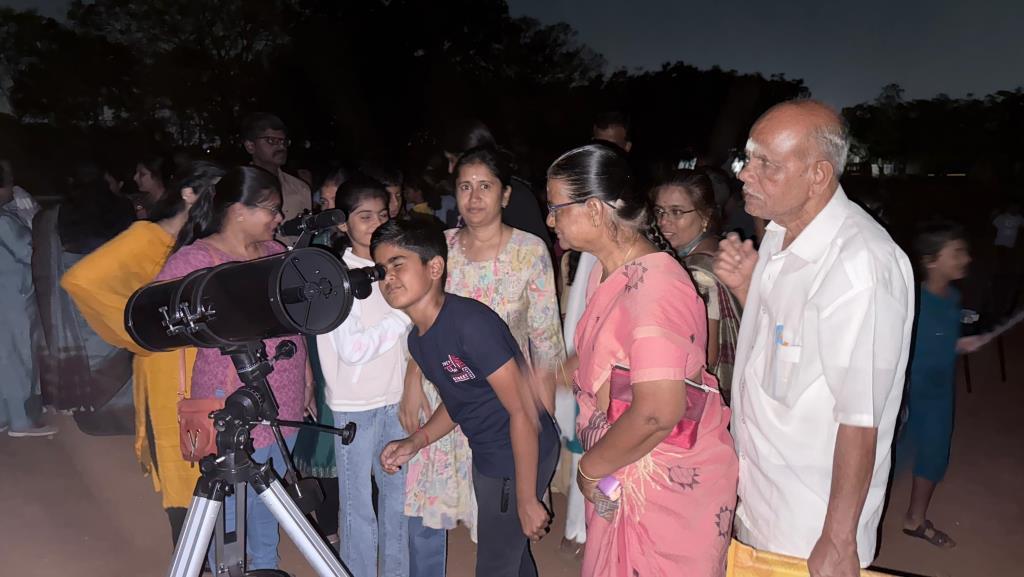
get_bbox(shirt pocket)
[765,324,806,405]
[775,344,802,389]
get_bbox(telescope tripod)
[167,341,356,577]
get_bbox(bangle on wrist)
[578,463,601,483]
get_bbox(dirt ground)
[2,326,1021,577]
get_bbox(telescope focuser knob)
[273,340,297,363]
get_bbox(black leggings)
[472,444,559,577]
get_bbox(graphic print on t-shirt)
[442,354,477,382]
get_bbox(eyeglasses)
[547,199,587,214]
[547,197,616,215]
[653,207,697,220]
[256,136,291,147]
[250,204,284,217]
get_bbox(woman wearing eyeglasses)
[546,145,737,577]
[651,169,742,404]
[155,165,313,572]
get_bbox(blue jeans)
[208,434,296,571]
[334,404,409,577]
[408,515,447,577]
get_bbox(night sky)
[511,0,1024,108]
[4,0,1023,109]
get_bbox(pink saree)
[574,252,738,577]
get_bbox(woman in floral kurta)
[403,147,564,542]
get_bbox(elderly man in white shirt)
[715,100,914,577]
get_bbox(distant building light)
[947,173,967,177]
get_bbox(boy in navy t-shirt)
[371,219,559,577]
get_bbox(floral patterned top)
[403,227,565,539]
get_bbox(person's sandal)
[903,520,956,549]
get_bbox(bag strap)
[178,349,187,401]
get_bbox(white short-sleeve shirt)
[731,186,914,566]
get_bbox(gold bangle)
[577,463,601,483]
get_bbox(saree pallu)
[684,252,742,405]
[577,386,739,577]
[32,206,133,434]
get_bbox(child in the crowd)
[372,218,559,577]
[903,220,984,549]
[316,175,411,576]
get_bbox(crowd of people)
[1,98,1019,577]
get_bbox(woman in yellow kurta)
[61,161,225,546]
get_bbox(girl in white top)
[315,175,411,577]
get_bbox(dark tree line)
[0,0,808,193]
[845,83,1024,188]
[3,0,1019,197]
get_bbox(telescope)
[124,209,380,577]
[124,243,383,352]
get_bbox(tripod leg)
[255,476,352,577]
[209,483,249,577]
[168,484,225,577]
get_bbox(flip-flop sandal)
[903,520,956,549]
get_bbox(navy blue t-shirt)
[408,293,559,478]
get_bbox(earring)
[701,220,708,233]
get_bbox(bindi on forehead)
[458,165,497,183]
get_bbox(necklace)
[620,240,637,268]
[459,224,504,262]
[603,239,637,281]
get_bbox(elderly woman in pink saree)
[546,143,738,577]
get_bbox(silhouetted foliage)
[1,0,808,189]
[845,84,1024,185]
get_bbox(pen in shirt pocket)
[775,323,788,346]
[774,324,802,366]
